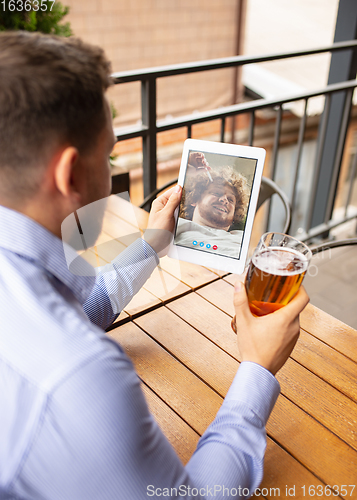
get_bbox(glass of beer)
[231,232,311,332]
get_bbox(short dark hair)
[180,167,250,225]
[0,31,113,197]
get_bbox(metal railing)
[111,40,357,241]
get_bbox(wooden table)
[84,195,357,499]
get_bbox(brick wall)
[65,0,239,128]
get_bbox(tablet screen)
[174,149,258,260]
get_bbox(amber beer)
[245,246,309,316]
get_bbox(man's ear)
[54,146,80,201]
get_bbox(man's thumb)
[167,186,182,208]
[233,281,251,319]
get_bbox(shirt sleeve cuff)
[94,238,159,317]
[139,238,160,264]
[224,361,281,425]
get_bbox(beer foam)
[253,247,309,276]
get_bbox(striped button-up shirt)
[0,205,280,499]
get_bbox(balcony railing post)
[266,105,282,231]
[113,39,357,230]
[310,0,357,228]
[141,77,157,198]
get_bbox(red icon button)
[212,245,218,250]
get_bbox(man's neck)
[0,195,63,240]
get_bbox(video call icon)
[192,241,218,250]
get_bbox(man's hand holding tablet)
[143,185,182,257]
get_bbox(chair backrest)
[257,177,291,234]
[139,175,291,234]
[310,238,357,255]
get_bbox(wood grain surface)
[103,195,357,498]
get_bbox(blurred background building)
[64,0,355,229]
[61,0,357,325]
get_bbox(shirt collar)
[0,205,95,304]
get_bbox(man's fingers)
[235,266,248,283]
[155,186,176,205]
[233,282,309,329]
[164,185,182,208]
[279,286,310,320]
[153,185,181,211]
[157,185,181,208]
[233,281,252,325]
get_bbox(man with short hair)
[0,31,308,499]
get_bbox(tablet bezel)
[167,139,266,274]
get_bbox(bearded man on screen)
[175,167,250,258]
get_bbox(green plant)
[0,2,72,37]
[110,102,118,120]
[109,102,119,167]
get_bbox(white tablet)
[167,139,266,274]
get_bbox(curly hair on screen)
[179,166,250,225]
